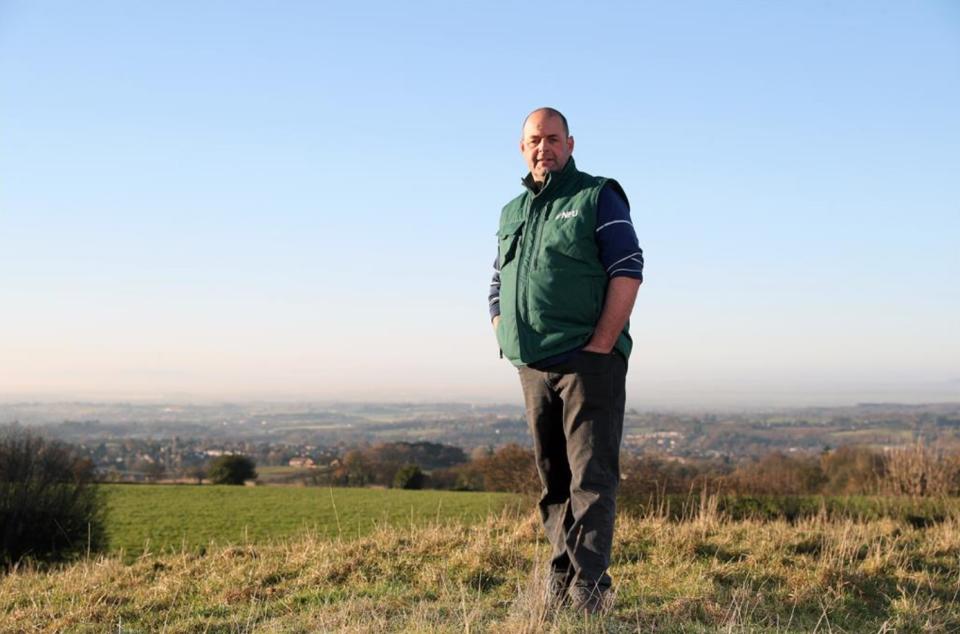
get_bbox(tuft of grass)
[2,500,960,632]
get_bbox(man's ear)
[519,139,526,154]
[567,135,575,154]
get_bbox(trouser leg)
[517,366,574,587]
[556,351,627,592]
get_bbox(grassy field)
[101,484,522,559]
[3,503,959,632]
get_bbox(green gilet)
[496,157,632,366]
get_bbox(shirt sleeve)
[596,184,643,281]
[488,251,501,320]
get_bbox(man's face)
[520,111,574,184]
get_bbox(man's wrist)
[582,337,615,353]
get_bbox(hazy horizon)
[1,381,957,412]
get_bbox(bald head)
[520,107,575,183]
[522,107,569,138]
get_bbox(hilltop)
[3,507,959,632]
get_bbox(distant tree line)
[298,439,960,500]
[617,443,960,507]
[316,442,539,494]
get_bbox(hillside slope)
[2,509,959,632]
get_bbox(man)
[489,107,643,614]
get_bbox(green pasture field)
[101,484,522,560]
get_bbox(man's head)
[520,107,574,184]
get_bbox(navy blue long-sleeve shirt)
[489,183,643,367]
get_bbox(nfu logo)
[556,209,580,220]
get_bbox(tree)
[392,464,425,489]
[820,446,884,495]
[335,450,373,486]
[473,444,539,494]
[724,452,826,495]
[883,441,957,497]
[186,465,207,485]
[140,460,166,483]
[207,454,257,485]
[0,425,106,567]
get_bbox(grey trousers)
[518,350,627,593]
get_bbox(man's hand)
[582,277,642,353]
[580,342,615,353]
[492,315,500,331]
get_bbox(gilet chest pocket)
[543,215,593,264]
[497,220,525,268]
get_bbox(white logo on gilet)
[556,209,580,220]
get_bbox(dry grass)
[2,503,959,633]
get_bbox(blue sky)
[1,1,958,407]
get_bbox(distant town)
[2,400,958,483]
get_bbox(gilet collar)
[521,156,578,196]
